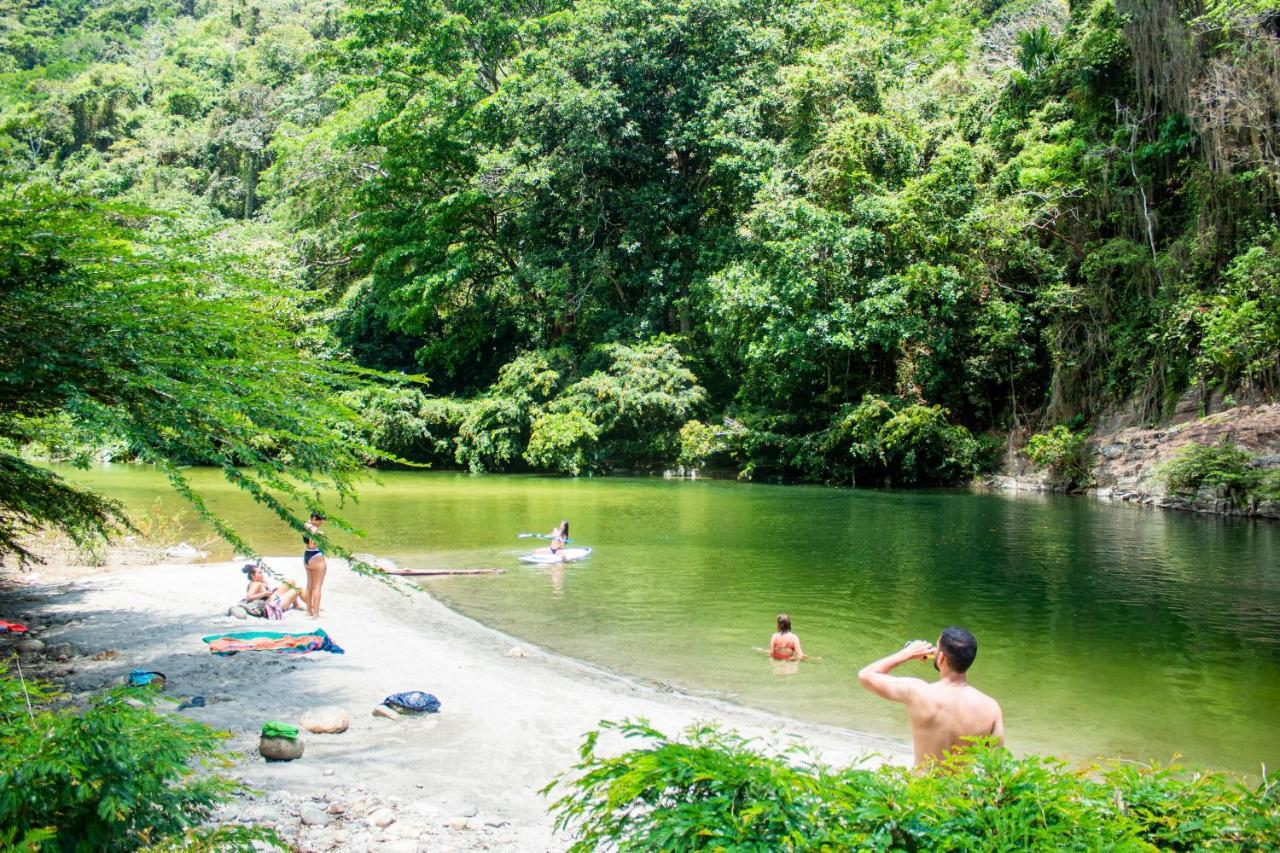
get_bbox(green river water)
[62,465,1280,774]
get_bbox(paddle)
[519,532,574,541]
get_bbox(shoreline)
[1,555,911,851]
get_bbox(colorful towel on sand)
[0,620,28,634]
[202,629,344,656]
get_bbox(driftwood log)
[386,568,507,577]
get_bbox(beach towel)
[0,620,28,634]
[383,691,441,713]
[202,629,344,656]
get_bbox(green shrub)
[1192,234,1280,394]
[877,403,980,486]
[524,411,600,476]
[454,351,565,473]
[553,340,706,471]
[450,341,704,474]
[342,386,463,465]
[676,420,729,470]
[0,666,280,851]
[1162,441,1265,511]
[1024,425,1093,488]
[814,395,981,486]
[545,720,1280,852]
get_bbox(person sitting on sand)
[242,562,305,620]
[770,613,805,660]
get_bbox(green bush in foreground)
[545,720,1280,851]
[0,666,280,852]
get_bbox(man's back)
[857,629,1004,768]
[905,680,1003,765]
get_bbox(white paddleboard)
[519,547,592,564]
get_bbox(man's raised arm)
[857,640,934,703]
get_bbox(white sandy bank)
[4,557,911,851]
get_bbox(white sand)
[5,557,911,850]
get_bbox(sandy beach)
[0,555,911,851]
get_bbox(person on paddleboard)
[547,520,569,558]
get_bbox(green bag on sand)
[261,721,299,739]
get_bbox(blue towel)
[128,669,166,687]
[383,691,441,713]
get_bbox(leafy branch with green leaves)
[545,719,1280,851]
[0,181,421,570]
[0,663,283,851]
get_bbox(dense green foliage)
[1,0,1277,482]
[1024,424,1093,487]
[546,720,1280,851]
[0,182,397,565]
[1163,440,1280,510]
[0,665,281,851]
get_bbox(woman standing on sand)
[303,512,328,618]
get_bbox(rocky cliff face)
[990,399,1280,519]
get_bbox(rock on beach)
[301,706,350,734]
[260,735,305,761]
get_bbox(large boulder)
[259,735,305,761]
[300,706,350,734]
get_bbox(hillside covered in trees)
[3,0,1277,485]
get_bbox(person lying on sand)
[242,563,305,620]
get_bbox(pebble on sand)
[299,803,333,827]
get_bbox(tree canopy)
[0,181,393,563]
[0,0,1276,490]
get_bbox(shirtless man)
[857,626,1003,767]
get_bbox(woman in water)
[303,512,328,618]
[770,613,805,660]
[242,563,305,619]
[548,520,569,557]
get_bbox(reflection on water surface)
[66,466,1280,773]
